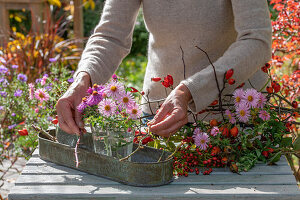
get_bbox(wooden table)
[8,149,300,200]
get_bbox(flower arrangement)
[78,75,142,131]
[77,75,143,157]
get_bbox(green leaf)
[281,137,292,148]
[268,151,282,164]
[293,136,300,151]
[255,149,261,158]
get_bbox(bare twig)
[180,46,186,79]
[195,46,224,119]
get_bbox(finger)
[154,118,188,137]
[148,103,172,125]
[59,120,75,135]
[57,105,73,134]
[74,110,84,129]
[57,100,80,135]
[149,110,186,133]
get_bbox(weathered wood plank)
[15,173,297,186]
[8,149,300,200]
[8,184,300,200]
[21,163,294,176]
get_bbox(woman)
[56,0,272,137]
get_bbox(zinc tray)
[38,128,174,187]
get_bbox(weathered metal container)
[38,128,174,187]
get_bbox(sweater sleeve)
[74,0,141,85]
[181,0,272,113]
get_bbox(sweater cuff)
[73,59,112,86]
[181,66,222,113]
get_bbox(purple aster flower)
[92,84,104,93]
[11,113,16,117]
[192,128,210,150]
[67,78,74,83]
[8,124,17,130]
[70,70,74,74]
[0,106,4,110]
[0,91,7,97]
[0,65,8,74]
[35,78,41,83]
[236,103,250,123]
[86,91,103,106]
[87,87,93,94]
[112,74,118,80]
[17,73,27,82]
[233,88,244,107]
[12,65,18,69]
[242,89,259,108]
[45,86,52,91]
[257,93,267,109]
[0,78,9,87]
[98,99,116,117]
[77,98,88,113]
[103,80,125,99]
[259,110,270,121]
[49,57,57,62]
[14,89,23,97]
[210,126,220,137]
[225,109,236,124]
[28,83,35,99]
[47,116,53,121]
[126,103,142,119]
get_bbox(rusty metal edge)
[38,133,174,187]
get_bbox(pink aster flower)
[233,88,244,107]
[34,89,49,103]
[259,110,270,121]
[77,97,88,113]
[192,128,210,150]
[98,99,116,117]
[225,109,236,124]
[41,75,47,86]
[236,103,250,123]
[103,80,125,99]
[86,91,103,106]
[119,92,135,109]
[210,126,220,137]
[257,93,267,109]
[242,88,259,108]
[127,103,142,120]
[28,83,35,99]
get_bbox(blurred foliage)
[83,0,104,37]
[116,56,147,90]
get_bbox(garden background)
[0,0,299,198]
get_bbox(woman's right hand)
[56,72,91,135]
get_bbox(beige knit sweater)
[74,0,272,114]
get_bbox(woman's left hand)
[148,83,192,137]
